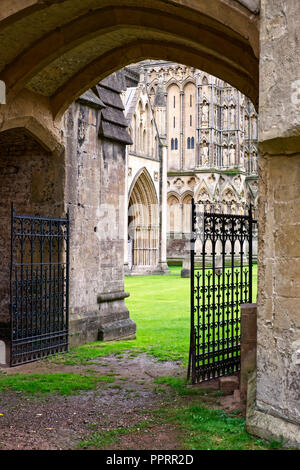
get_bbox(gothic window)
[245,151,249,173]
[133,114,137,152]
[245,115,249,138]
[173,116,176,128]
[171,138,174,150]
[190,115,192,126]
[155,136,158,158]
[217,106,221,128]
[191,137,195,149]
[190,94,193,107]
[187,137,191,149]
[139,123,143,152]
[150,87,155,104]
[251,116,257,139]
[173,96,176,108]
[175,138,178,150]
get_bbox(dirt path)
[0,353,241,450]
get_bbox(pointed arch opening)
[128,169,159,270]
[182,193,193,235]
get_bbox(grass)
[0,372,115,396]
[0,264,276,451]
[77,401,277,451]
[0,265,280,451]
[77,420,153,449]
[149,378,283,450]
[154,377,207,396]
[53,264,257,366]
[171,404,275,450]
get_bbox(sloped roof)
[124,86,141,125]
[96,73,132,146]
[77,73,132,145]
[77,89,105,109]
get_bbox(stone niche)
[0,127,64,329]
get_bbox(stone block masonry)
[0,128,65,327]
[219,376,239,396]
[244,1,300,445]
[240,304,257,403]
[65,74,136,347]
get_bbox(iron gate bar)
[10,205,70,366]
[188,200,255,383]
[187,198,196,381]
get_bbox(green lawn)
[124,266,191,363]
[0,372,115,396]
[78,403,274,451]
[125,264,257,365]
[56,264,257,366]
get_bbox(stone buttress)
[64,73,136,346]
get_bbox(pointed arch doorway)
[128,169,159,274]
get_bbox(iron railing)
[10,206,69,366]
[188,200,255,383]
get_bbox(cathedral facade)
[123,61,258,270]
[122,69,169,275]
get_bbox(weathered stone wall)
[0,129,64,327]
[167,238,189,264]
[0,74,136,349]
[64,98,136,346]
[64,101,102,343]
[259,1,300,146]
[99,138,128,294]
[255,153,300,428]
[246,0,300,446]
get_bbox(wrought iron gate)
[10,206,70,366]
[188,200,255,383]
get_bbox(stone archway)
[0,0,259,128]
[0,0,299,447]
[181,193,193,235]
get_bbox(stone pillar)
[97,138,136,342]
[0,339,10,367]
[195,72,201,168]
[123,146,129,272]
[179,203,184,238]
[240,303,257,403]
[66,76,136,347]
[180,91,184,169]
[246,0,300,447]
[97,291,134,341]
[158,142,170,273]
